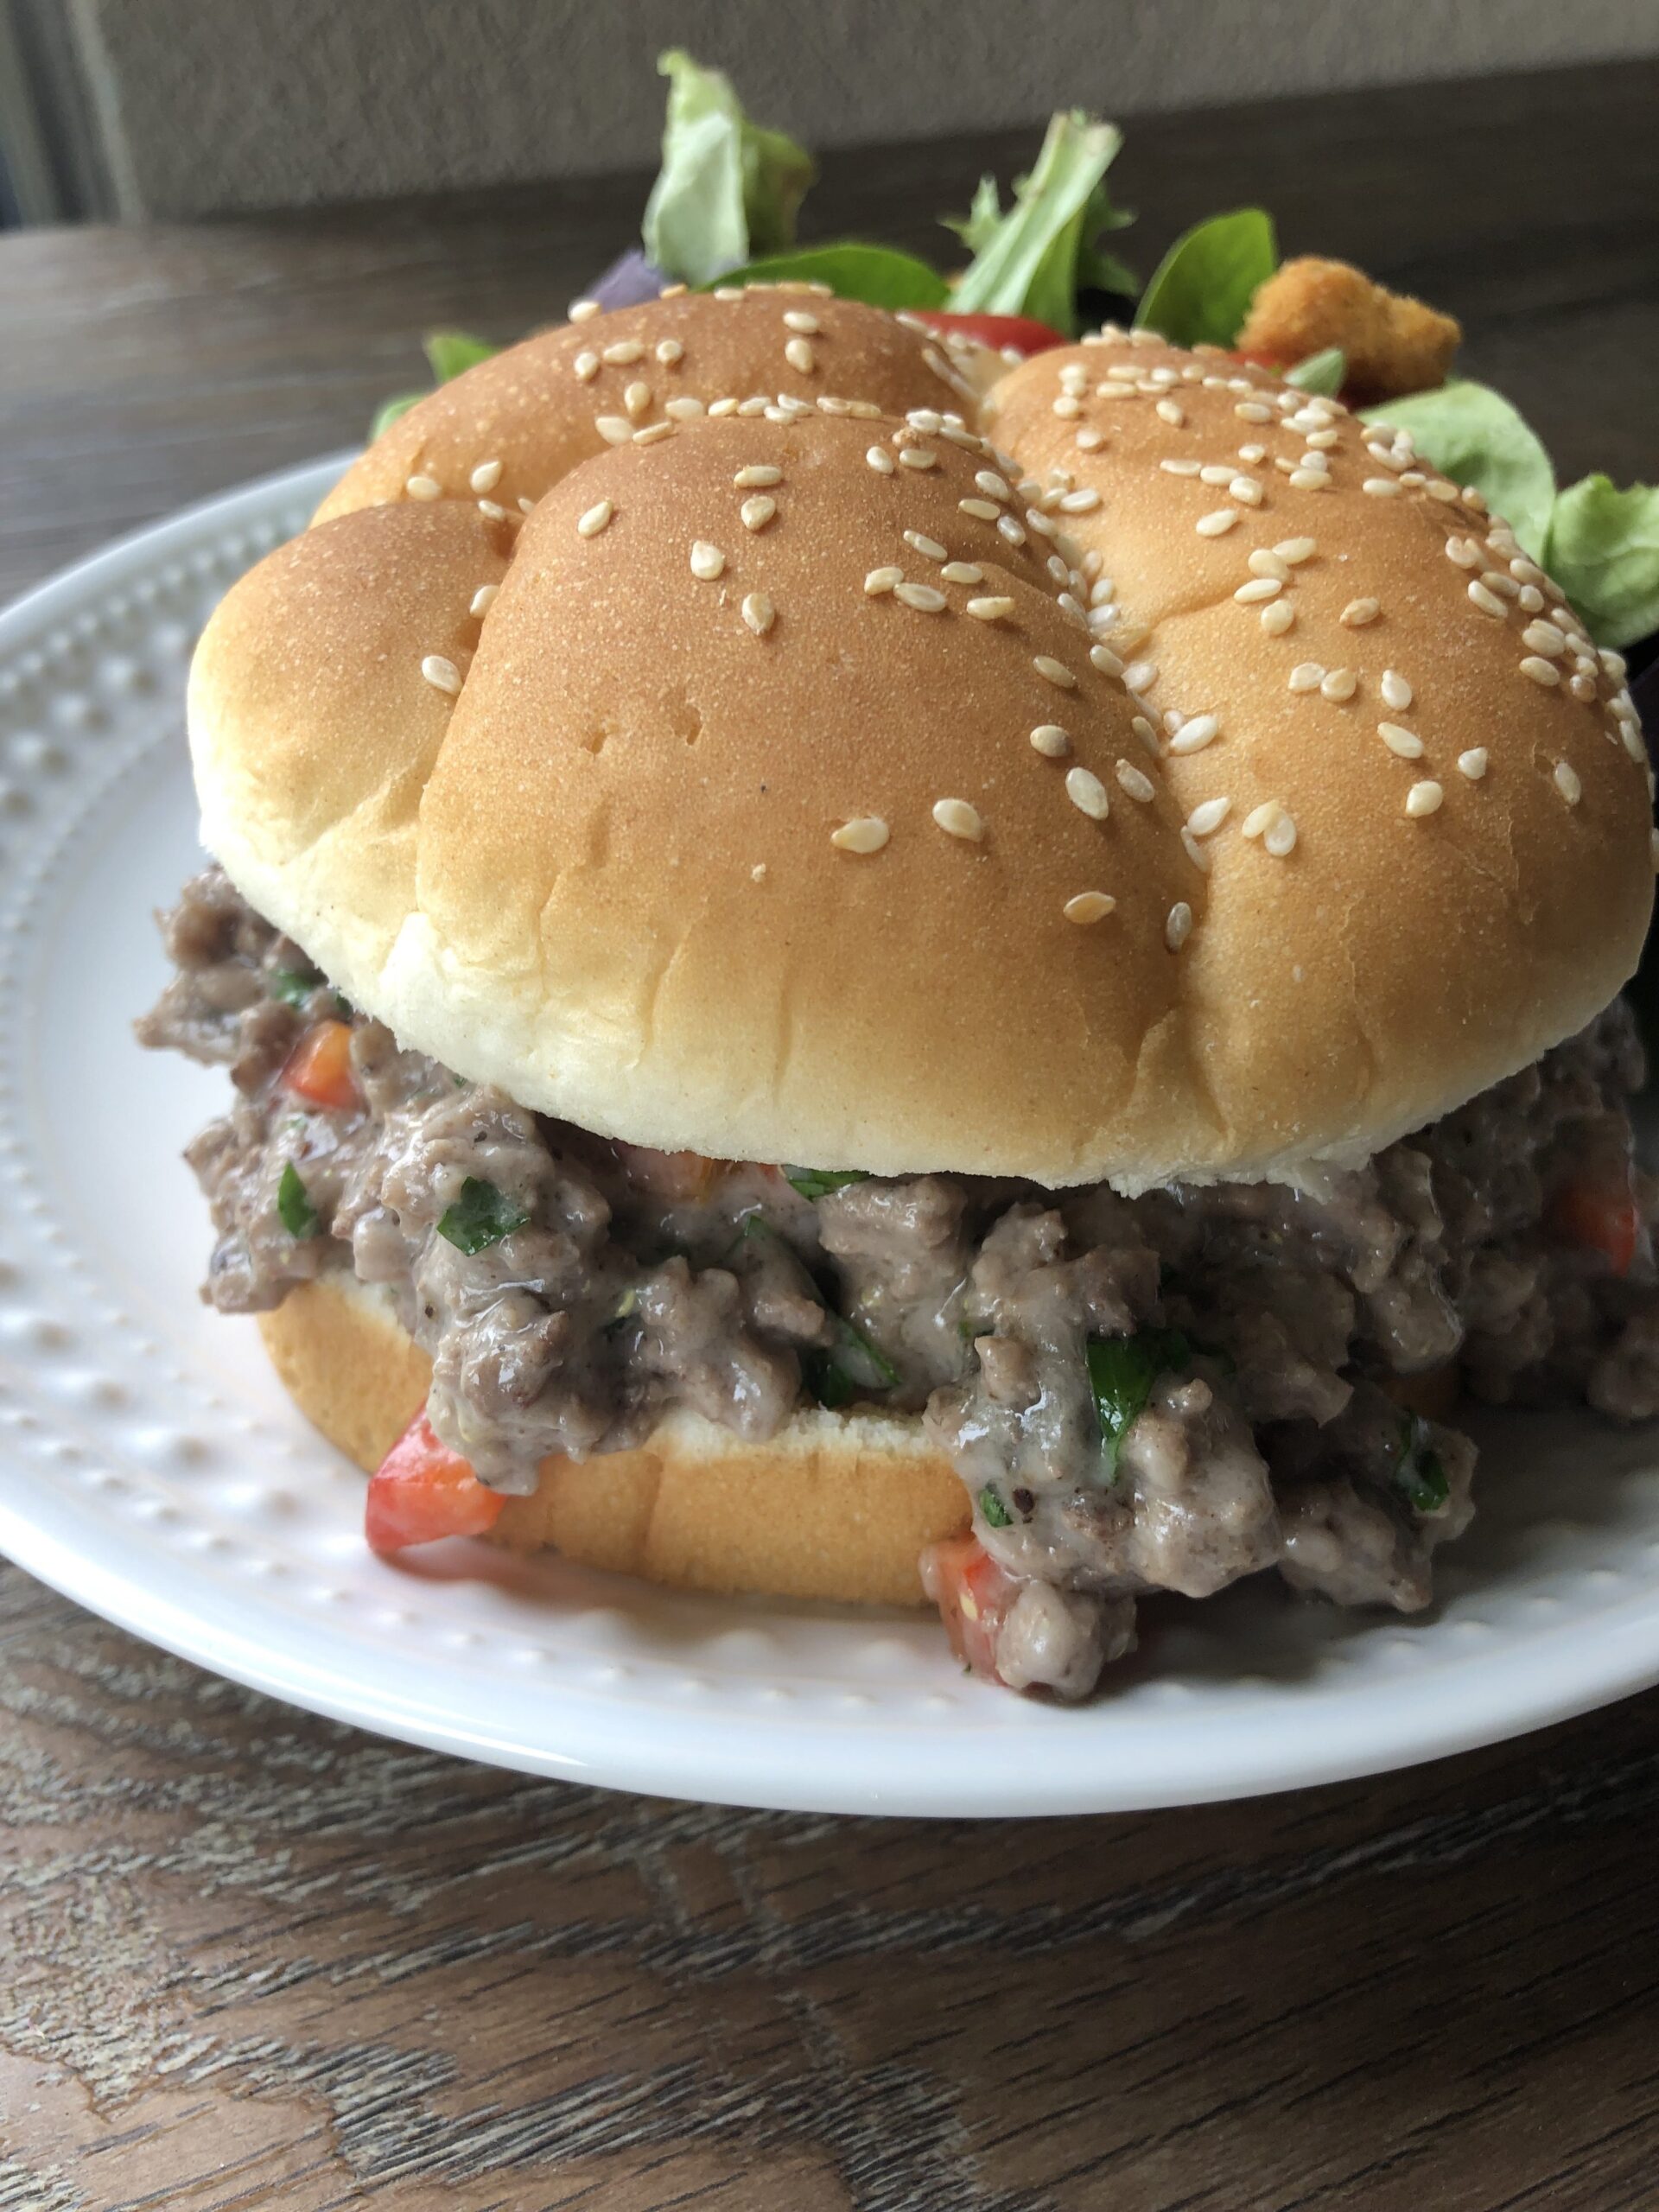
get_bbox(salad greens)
[372,328,498,439]
[643,49,817,287]
[1284,345,1345,395]
[436,1176,531,1255]
[945,110,1135,335]
[1363,380,1659,645]
[1134,207,1277,348]
[697,243,949,310]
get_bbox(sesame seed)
[1239,442,1268,464]
[1446,537,1480,568]
[1380,668,1413,710]
[1187,796,1231,836]
[708,397,739,417]
[1064,892,1116,925]
[405,474,442,501]
[1467,580,1508,619]
[1288,663,1325,693]
[783,308,820,334]
[690,541,725,580]
[867,447,896,475]
[1058,486,1103,513]
[1116,760,1156,802]
[933,798,984,841]
[1554,760,1582,805]
[1030,723,1071,757]
[741,592,775,636]
[1052,395,1082,418]
[1024,506,1058,539]
[941,562,983,585]
[632,422,676,446]
[975,470,1012,501]
[1264,810,1298,857]
[1241,801,1281,840]
[1035,654,1077,690]
[1162,458,1203,477]
[1181,829,1211,873]
[1261,601,1296,635]
[966,596,1015,620]
[1458,748,1488,780]
[1289,468,1333,491]
[1156,399,1185,425]
[656,338,684,365]
[1405,780,1444,817]
[899,447,938,470]
[1230,478,1264,506]
[1066,766,1110,819]
[1340,597,1381,626]
[1320,668,1357,702]
[595,416,632,445]
[574,351,600,381]
[1166,901,1194,951]
[1520,655,1561,687]
[576,499,613,538]
[741,495,777,532]
[1235,399,1274,422]
[420,653,461,695]
[624,380,652,419]
[601,340,644,365]
[1200,464,1235,485]
[1481,569,1521,601]
[1521,620,1567,657]
[1235,577,1281,604]
[476,499,507,522]
[664,396,704,421]
[996,515,1028,546]
[1122,659,1158,693]
[864,567,903,595]
[831,817,889,855]
[1089,644,1122,676]
[784,336,816,374]
[1248,550,1290,584]
[904,531,948,560]
[1168,713,1220,754]
[1275,537,1318,565]
[569,298,601,321]
[1196,509,1240,537]
[1304,428,1340,449]
[895,582,947,613]
[1132,715,1157,745]
[467,459,502,494]
[1362,477,1401,498]
[728,466,779,492]
[469,584,498,617]
[1378,721,1423,759]
[1076,426,1105,451]
[958,497,1000,521]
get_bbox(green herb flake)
[436,1177,531,1256]
[1085,1328,1191,1481]
[1395,1415,1452,1517]
[979,1485,1013,1529]
[783,1166,873,1203]
[276,1160,320,1240]
[269,966,321,1010]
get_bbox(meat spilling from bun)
[137,290,1659,1699]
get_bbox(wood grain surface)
[4,59,1659,2210]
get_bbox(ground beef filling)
[140,869,1659,1698]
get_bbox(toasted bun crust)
[193,299,1652,1190]
[258,1271,967,1605]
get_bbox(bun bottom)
[257,1272,968,1605]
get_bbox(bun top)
[189,299,1655,1192]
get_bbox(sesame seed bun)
[190,300,1653,1191]
[258,1271,965,1605]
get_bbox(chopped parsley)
[436,1176,531,1255]
[269,965,321,1009]
[978,1485,1013,1529]
[276,1160,320,1239]
[782,1166,872,1203]
[1085,1328,1191,1482]
[1394,1414,1452,1516]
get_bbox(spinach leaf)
[1394,1414,1452,1517]
[950,111,1131,335]
[1361,378,1555,557]
[1545,474,1659,651]
[276,1161,319,1240]
[1134,208,1277,348]
[1086,1328,1191,1480]
[699,242,949,310]
[436,1177,531,1256]
[783,1166,872,1202]
[643,48,816,287]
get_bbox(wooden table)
[4,60,1659,2209]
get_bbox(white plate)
[3,457,1659,1817]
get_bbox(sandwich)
[137,282,1659,1700]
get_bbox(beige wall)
[62,0,1659,220]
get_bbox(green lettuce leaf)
[1284,346,1345,395]
[370,329,497,440]
[1134,208,1277,348]
[642,49,816,287]
[948,111,1130,336]
[1544,475,1659,651]
[1361,379,1555,558]
[696,242,949,310]
[943,172,1004,257]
